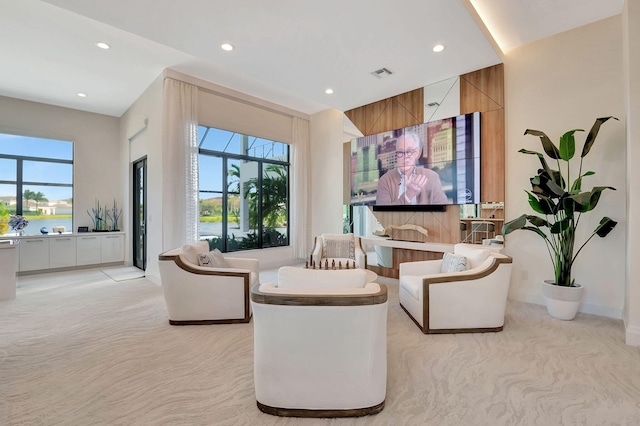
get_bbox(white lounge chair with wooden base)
[310,233,367,269]
[251,266,387,418]
[399,243,512,334]
[158,241,259,325]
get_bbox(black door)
[133,157,147,270]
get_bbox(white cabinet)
[76,235,102,266]
[0,243,17,300]
[15,232,125,272]
[101,234,124,263]
[19,238,50,271]
[49,237,77,268]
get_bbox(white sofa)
[251,266,387,418]
[310,233,367,269]
[399,243,513,334]
[158,241,259,325]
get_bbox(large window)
[0,133,73,236]
[198,126,289,252]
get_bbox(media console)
[360,236,455,278]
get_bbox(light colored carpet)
[102,266,145,282]
[2,268,640,425]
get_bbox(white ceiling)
[0,0,623,118]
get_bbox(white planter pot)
[542,280,584,321]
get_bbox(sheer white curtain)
[162,78,199,249]
[291,117,311,259]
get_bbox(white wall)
[503,16,627,318]
[0,96,122,234]
[120,74,164,281]
[623,0,640,344]
[309,108,346,239]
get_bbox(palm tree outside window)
[197,125,289,252]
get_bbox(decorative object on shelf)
[374,224,429,239]
[77,226,89,233]
[8,214,29,236]
[40,227,48,235]
[106,199,122,231]
[87,199,108,231]
[502,117,619,321]
[88,199,122,232]
[304,259,356,270]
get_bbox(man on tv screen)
[376,131,448,205]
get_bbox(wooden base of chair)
[168,315,251,325]
[256,400,384,418]
[400,303,503,334]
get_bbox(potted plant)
[502,116,618,320]
[0,203,9,235]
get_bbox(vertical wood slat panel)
[480,109,505,201]
[392,90,424,130]
[461,64,504,108]
[460,63,505,203]
[365,99,393,135]
[344,107,366,134]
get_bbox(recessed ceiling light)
[432,44,445,53]
[325,88,334,95]
[221,43,234,51]
[77,93,87,98]
[95,42,110,50]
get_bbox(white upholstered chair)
[251,266,387,418]
[158,241,259,325]
[310,233,367,269]
[399,243,512,334]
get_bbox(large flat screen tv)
[350,111,480,211]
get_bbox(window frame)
[0,134,74,236]
[198,126,290,252]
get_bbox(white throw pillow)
[453,244,491,269]
[181,241,210,265]
[198,249,228,268]
[440,252,468,273]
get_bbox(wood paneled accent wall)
[344,64,505,265]
[345,89,460,247]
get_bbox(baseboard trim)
[507,293,623,320]
[625,324,640,346]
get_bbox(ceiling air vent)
[371,68,393,79]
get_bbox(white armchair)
[310,233,367,269]
[251,266,387,417]
[158,241,259,325]
[399,243,512,334]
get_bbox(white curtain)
[291,117,311,259]
[162,78,199,249]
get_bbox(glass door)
[133,157,147,270]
